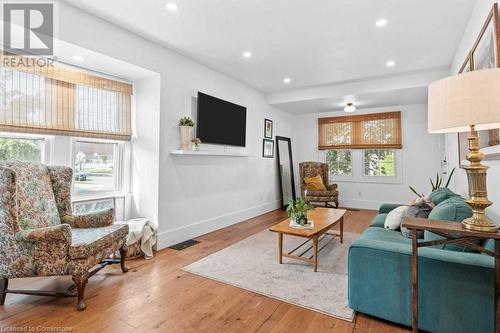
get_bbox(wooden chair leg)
[119,247,129,273]
[0,278,8,305]
[334,198,339,208]
[72,274,88,311]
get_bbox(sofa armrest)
[378,203,403,214]
[15,224,72,243]
[62,208,114,229]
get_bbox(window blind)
[0,52,132,140]
[318,111,402,150]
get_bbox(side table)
[401,217,500,333]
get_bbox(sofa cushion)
[359,226,412,245]
[429,188,461,205]
[1,161,61,230]
[369,213,388,228]
[424,197,474,251]
[69,224,128,259]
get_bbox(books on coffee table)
[289,220,315,230]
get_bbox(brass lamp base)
[462,125,498,232]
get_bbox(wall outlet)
[259,195,264,201]
[358,191,362,198]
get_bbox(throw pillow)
[384,205,408,230]
[401,198,434,239]
[424,197,474,252]
[429,188,461,206]
[303,174,326,191]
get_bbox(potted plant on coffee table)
[286,197,315,226]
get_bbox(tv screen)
[197,92,247,147]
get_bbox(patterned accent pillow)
[401,198,434,239]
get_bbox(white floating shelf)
[170,149,248,157]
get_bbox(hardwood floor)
[0,209,410,332]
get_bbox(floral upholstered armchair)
[0,162,129,311]
[299,162,339,208]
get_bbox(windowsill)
[72,192,132,202]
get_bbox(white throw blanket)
[123,218,157,259]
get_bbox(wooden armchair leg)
[72,274,88,311]
[119,247,129,273]
[0,278,8,305]
[334,198,339,208]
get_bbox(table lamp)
[428,68,500,232]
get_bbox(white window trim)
[320,149,403,184]
[0,132,53,164]
[71,137,124,200]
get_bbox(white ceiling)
[65,0,475,94]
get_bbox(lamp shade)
[428,68,500,133]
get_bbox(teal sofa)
[348,193,495,333]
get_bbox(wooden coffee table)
[269,207,347,272]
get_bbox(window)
[326,150,352,176]
[0,53,132,141]
[0,135,45,162]
[364,149,396,177]
[73,140,119,194]
[318,112,402,150]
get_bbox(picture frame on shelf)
[264,119,273,139]
[457,3,500,168]
[263,139,274,158]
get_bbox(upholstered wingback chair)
[299,162,339,208]
[0,161,129,311]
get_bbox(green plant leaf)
[445,167,456,188]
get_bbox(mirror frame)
[275,136,296,210]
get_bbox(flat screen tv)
[196,92,247,147]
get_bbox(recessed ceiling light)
[386,60,396,67]
[375,18,388,27]
[283,77,291,84]
[166,2,178,11]
[71,55,84,62]
[344,103,356,113]
[242,51,252,58]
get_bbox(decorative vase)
[180,126,193,150]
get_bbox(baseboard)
[157,200,281,249]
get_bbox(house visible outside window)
[318,112,402,181]
[326,149,352,176]
[73,140,119,195]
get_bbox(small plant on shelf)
[286,197,315,225]
[179,116,194,127]
[408,167,456,198]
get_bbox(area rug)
[182,230,357,321]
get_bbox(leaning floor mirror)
[276,136,296,209]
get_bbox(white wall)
[56,2,292,248]
[448,0,500,222]
[292,104,443,209]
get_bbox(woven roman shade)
[318,111,402,150]
[0,52,132,140]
